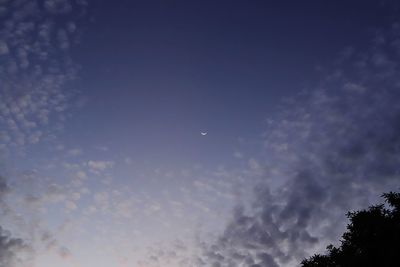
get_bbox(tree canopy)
[301,191,400,267]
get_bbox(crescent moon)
[201,132,207,136]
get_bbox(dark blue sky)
[65,0,398,166]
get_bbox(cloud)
[0,227,30,267]
[44,0,73,14]
[0,0,87,152]
[0,40,9,55]
[195,23,400,267]
[58,246,72,259]
[68,148,83,156]
[0,13,87,256]
[0,177,32,267]
[88,160,115,173]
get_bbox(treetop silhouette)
[301,191,400,267]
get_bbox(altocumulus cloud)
[0,1,87,265]
[0,0,87,151]
[195,24,400,267]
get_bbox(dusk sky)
[1,1,400,267]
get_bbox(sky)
[1,1,400,267]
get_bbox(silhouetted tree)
[301,191,400,267]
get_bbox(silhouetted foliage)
[301,191,400,267]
